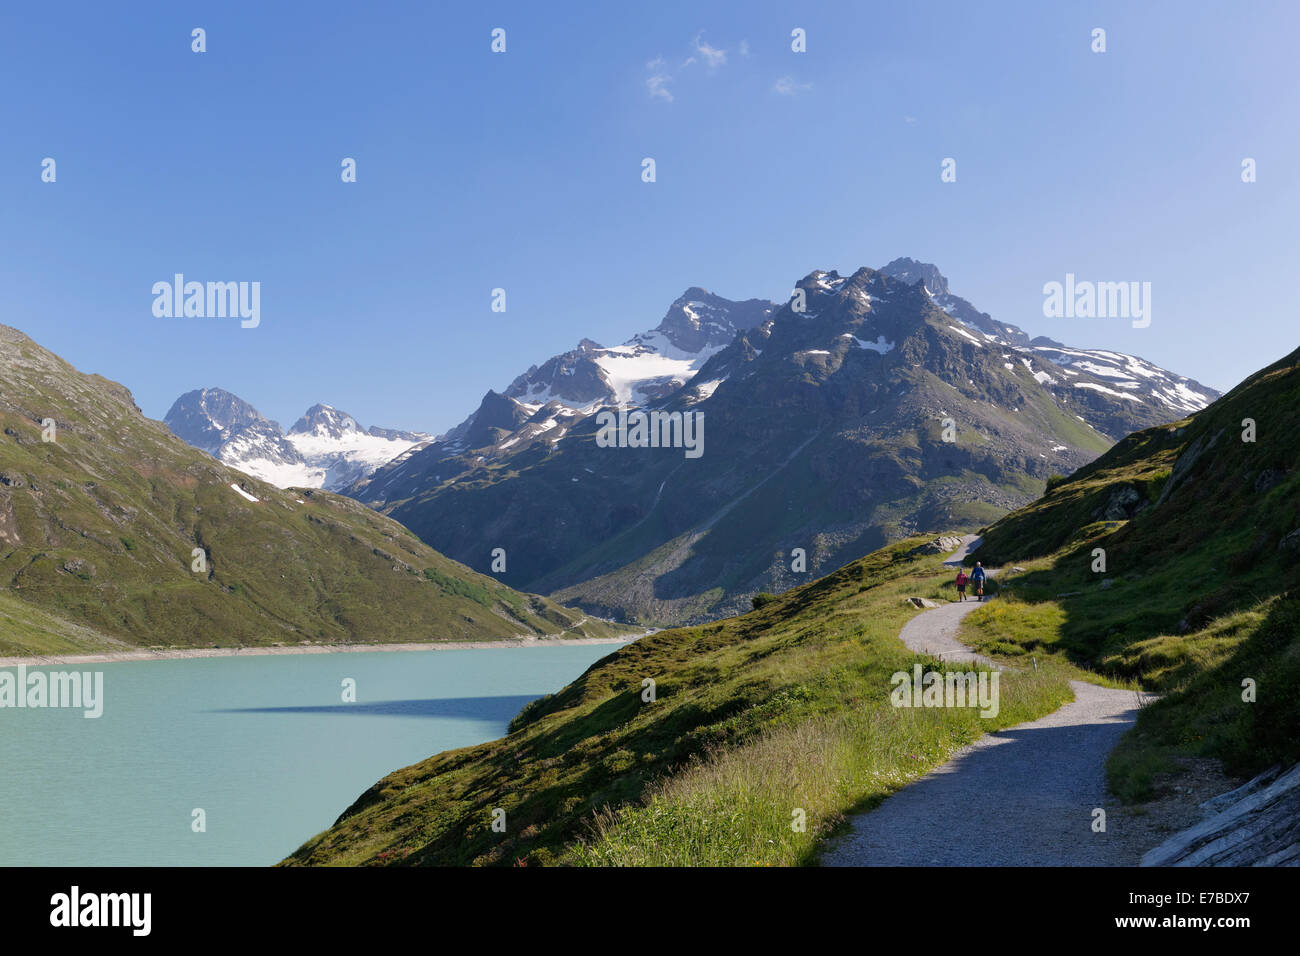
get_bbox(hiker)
[971,562,987,601]
[954,568,969,601]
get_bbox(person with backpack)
[970,562,987,601]
[954,568,969,601]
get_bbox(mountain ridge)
[164,388,432,491]
[345,260,1218,626]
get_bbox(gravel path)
[899,601,1000,668]
[823,535,1149,866]
[941,533,984,568]
[905,534,998,665]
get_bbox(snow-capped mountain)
[1024,339,1212,414]
[875,256,1216,435]
[346,259,1220,627]
[164,389,431,491]
[353,259,1215,506]
[503,288,775,409]
[350,290,774,502]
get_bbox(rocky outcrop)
[907,535,966,557]
[1156,428,1225,507]
[1094,484,1146,521]
[1140,762,1300,865]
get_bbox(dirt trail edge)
[823,535,1150,866]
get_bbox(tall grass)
[568,650,1071,866]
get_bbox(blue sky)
[2,1,1297,434]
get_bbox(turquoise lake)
[0,643,625,866]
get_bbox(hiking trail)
[823,534,1151,866]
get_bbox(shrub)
[1045,473,1070,493]
[423,566,494,607]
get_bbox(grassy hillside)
[284,535,1074,866]
[0,325,629,656]
[966,345,1300,799]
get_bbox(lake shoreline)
[0,633,647,667]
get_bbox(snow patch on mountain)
[845,333,894,354]
[1030,341,1213,413]
[594,345,713,404]
[229,483,260,503]
[1074,381,1142,401]
[948,325,985,347]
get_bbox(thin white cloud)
[739,39,750,56]
[693,34,727,69]
[644,34,729,103]
[647,73,673,102]
[773,76,812,96]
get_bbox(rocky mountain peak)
[166,391,431,491]
[649,289,777,354]
[164,387,278,455]
[880,257,950,296]
[289,403,363,438]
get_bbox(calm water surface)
[0,643,623,865]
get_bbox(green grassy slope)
[0,325,630,656]
[283,535,1073,866]
[966,345,1300,799]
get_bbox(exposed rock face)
[1157,428,1226,507]
[908,535,966,557]
[347,261,1219,626]
[1141,762,1300,865]
[1095,485,1146,521]
[0,493,19,546]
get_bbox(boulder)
[1095,485,1144,521]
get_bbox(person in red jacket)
[954,568,969,602]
